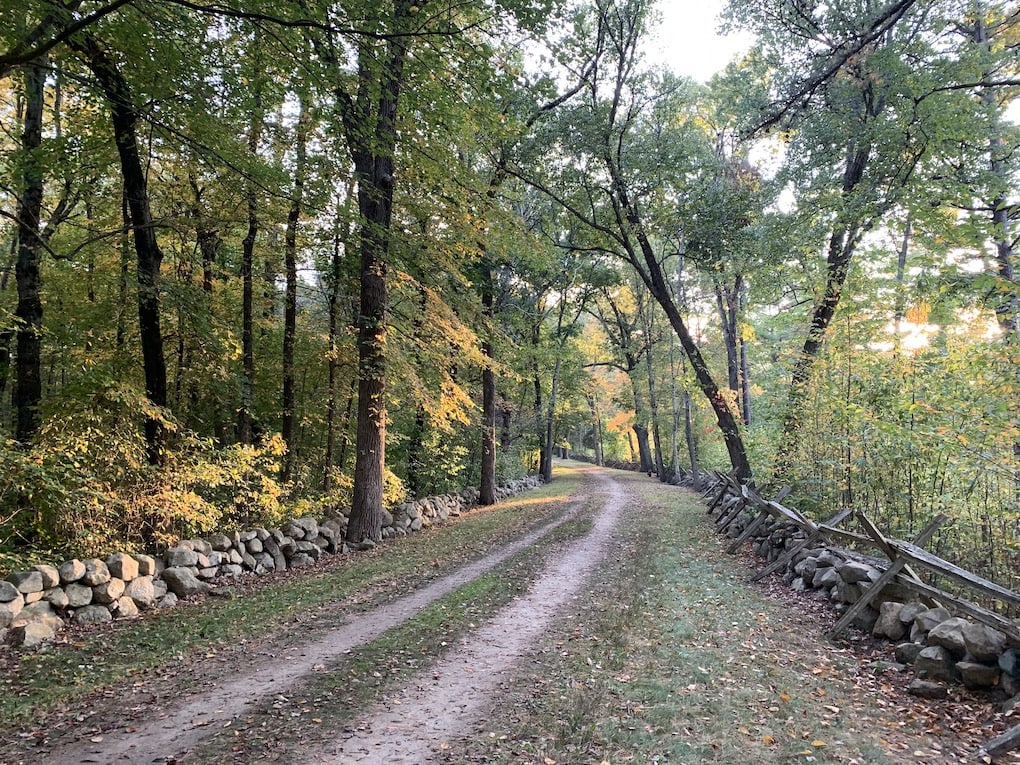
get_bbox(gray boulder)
[161,567,210,598]
[295,517,319,538]
[158,592,179,609]
[263,538,287,571]
[81,559,111,586]
[0,594,24,629]
[288,552,315,568]
[852,606,880,633]
[832,580,863,604]
[1001,649,1020,678]
[187,538,212,555]
[962,622,1007,663]
[915,645,958,683]
[815,549,840,567]
[73,605,112,625]
[106,553,139,581]
[33,564,60,589]
[0,580,19,602]
[92,578,126,605]
[134,554,158,576]
[165,547,199,568]
[837,560,879,584]
[10,620,60,648]
[873,602,907,640]
[956,661,999,690]
[908,679,948,699]
[64,582,93,608]
[927,617,970,659]
[42,587,70,609]
[124,576,157,609]
[6,570,43,594]
[895,642,924,664]
[812,566,840,589]
[898,601,927,625]
[58,559,86,583]
[913,607,951,635]
[113,596,139,618]
[12,601,62,631]
[794,557,818,582]
[209,533,232,551]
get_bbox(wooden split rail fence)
[701,470,1020,759]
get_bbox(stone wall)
[0,476,543,649]
[706,480,1020,707]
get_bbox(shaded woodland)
[0,0,1017,588]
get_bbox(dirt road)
[5,463,1010,765]
[32,465,626,764]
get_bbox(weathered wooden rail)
[698,470,1020,760]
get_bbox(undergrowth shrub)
[0,382,291,563]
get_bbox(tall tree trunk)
[116,190,129,349]
[629,370,654,473]
[324,178,356,491]
[608,164,751,478]
[14,56,46,445]
[641,309,665,479]
[479,268,497,505]
[75,36,168,464]
[282,95,309,483]
[774,133,873,478]
[340,3,412,544]
[973,13,1018,342]
[238,81,263,446]
[532,370,544,475]
[587,394,604,467]
[738,277,752,426]
[714,279,740,395]
[541,353,562,482]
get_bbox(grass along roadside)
[0,468,586,730]
[447,470,944,765]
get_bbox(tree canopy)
[0,0,1017,586]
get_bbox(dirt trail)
[36,469,611,765]
[315,469,626,763]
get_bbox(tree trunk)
[282,95,309,483]
[75,37,168,463]
[341,4,412,543]
[632,422,653,472]
[238,82,262,447]
[609,165,751,479]
[346,237,388,543]
[775,144,870,477]
[587,394,604,467]
[14,56,46,445]
[541,353,561,482]
[738,277,752,426]
[641,311,665,478]
[479,268,497,505]
[629,370,654,473]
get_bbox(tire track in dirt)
[311,469,627,764]
[34,474,597,765]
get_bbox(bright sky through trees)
[647,0,753,81]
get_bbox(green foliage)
[0,381,295,558]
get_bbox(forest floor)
[0,461,1017,764]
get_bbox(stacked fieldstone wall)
[702,477,1020,710]
[0,476,542,649]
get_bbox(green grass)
[0,470,585,726]
[452,470,900,765]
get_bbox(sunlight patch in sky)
[645,0,754,81]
